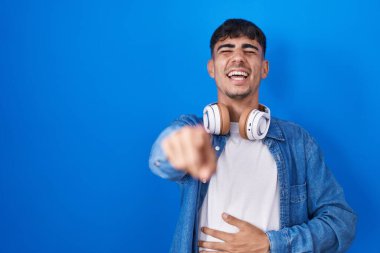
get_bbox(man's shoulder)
[270,116,313,142]
[272,117,306,131]
[171,114,203,126]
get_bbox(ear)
[261,60,269,79]
[207,59,215,78]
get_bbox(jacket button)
[215,146,220,151]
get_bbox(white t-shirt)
[198,122,280,250]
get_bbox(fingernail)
[222,212,229,219]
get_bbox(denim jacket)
[149,114,356,253]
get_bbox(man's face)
[207,36,269,101]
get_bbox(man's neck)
[218,96,259,122]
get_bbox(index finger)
[222,213,248,229]
[201,227,233,242]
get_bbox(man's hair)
[210,19,266,57]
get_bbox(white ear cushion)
[246,110,270,140]
[203,104,221,134]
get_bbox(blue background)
[1,0,379,252]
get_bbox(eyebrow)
[217,43,259,52]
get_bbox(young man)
[149,19,356,253]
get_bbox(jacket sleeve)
[148,115,202,182]
[266,133,357,253]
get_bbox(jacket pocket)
[290,182,307,203]
[289,183,308,224]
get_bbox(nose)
[231,50,244,64]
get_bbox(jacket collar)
[266,117,285,141]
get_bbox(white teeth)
[227,71,248,77]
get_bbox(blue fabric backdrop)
[1,0,379,252]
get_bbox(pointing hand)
[162,125,217,182]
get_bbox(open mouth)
[226,70,249,81]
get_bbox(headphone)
[203,103,271,140]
